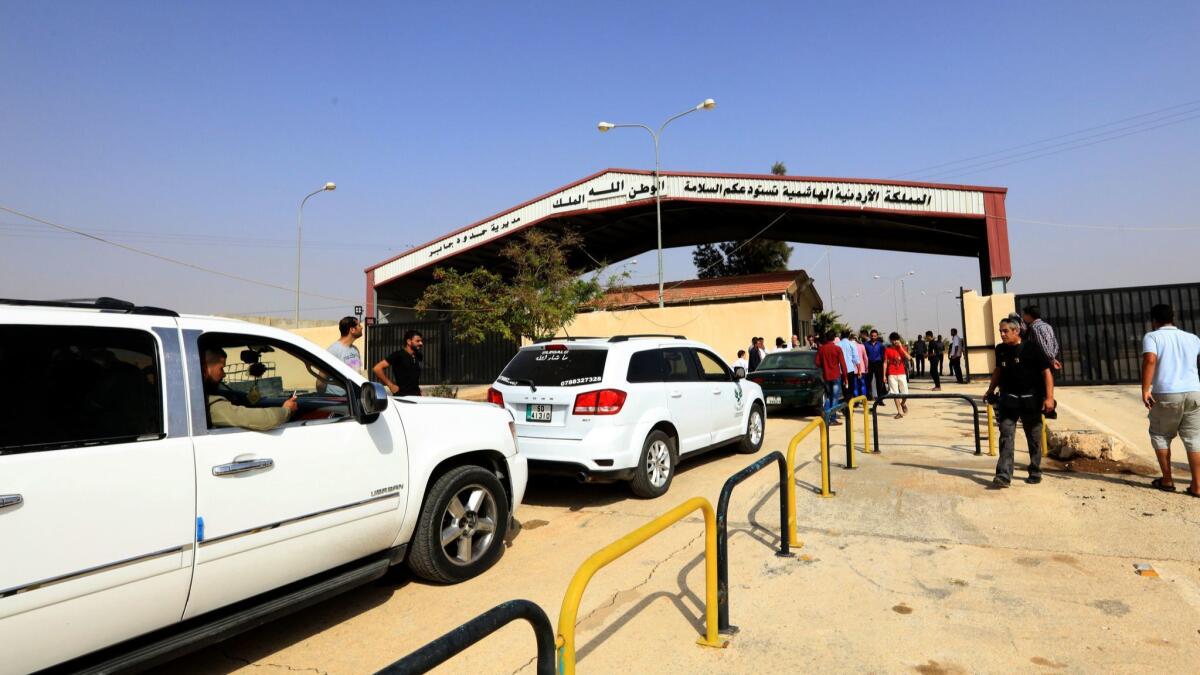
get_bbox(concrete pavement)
[168,379,1200,674]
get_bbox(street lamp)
[597,98,716,308]
[873,270,916,335]
[296,182,336,326]
[921,289,957,335]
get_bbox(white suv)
[0,298,527,673]
[488,335,765,498]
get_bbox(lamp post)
[922,289,957,335]
[874,270,916,335]
[598,98,716,308]
[296,182,336,326]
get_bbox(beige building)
[566,270,823,363]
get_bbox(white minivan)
[488,335,766,498]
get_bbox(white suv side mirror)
[359,382,390,419]
[733,366,746,380]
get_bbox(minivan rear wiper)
[502,377,537,392]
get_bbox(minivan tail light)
[543,344,568,351]
[486,387,505,407]
[572,389,627,415]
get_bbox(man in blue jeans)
[864,329,887,400]
[815,331,849,425]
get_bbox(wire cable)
[890,98,1200,179]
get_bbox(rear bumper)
[516,425,640,475]
[527,459,636,483]
[760,386,823,406]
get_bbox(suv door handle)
[711,388,721,395]
[669,390,682,398]
[212,458,274,477]
[0,494,23,510]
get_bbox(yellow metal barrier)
[555,496,726,674]
[986,403,997,456]
[785,417,830,548]
[846,395,873,456]
[986,404,1049,458]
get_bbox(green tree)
[812,310,851,338]
[416,229,621,343]
[691,162,794,278]
[858,324,875,336]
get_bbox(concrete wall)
[962,290,1016,380]
[565,298,794,364]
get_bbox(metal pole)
[901,278,910,337]
[296,187,325,327]
[653,133,664,308]
[891,281,899,332]
[827,247,833,311]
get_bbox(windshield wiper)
[503,377,537,392]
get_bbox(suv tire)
[630,430,677,499]
[408,465,509,584]
[737,403,765,454]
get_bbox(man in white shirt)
[1142,304,1200,496]
[948,328,965,384]
[732,350,749,374]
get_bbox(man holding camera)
[983,317,1056,489]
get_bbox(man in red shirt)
[815,330,849,425]
[884,332,912,419]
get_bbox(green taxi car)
[746,350,824,412]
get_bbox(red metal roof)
[600,270,810,308]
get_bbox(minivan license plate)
[525,404,552,422]
[766,396,782,405]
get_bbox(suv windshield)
[759,351,818,370]
[498,346,608,387]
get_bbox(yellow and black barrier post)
[555,497,726,674]
[784,417,831,547]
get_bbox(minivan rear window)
[498,347,608,387]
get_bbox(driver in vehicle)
[202,347,298,431]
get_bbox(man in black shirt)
[983,317,1056,488]
[372,329,424,396]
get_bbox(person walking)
[865,329,887,401]
[983,317,1055,489]
[732,350,749,374]
[1022,305,1062,373]
[912,333,927,378]
[815,331,849,425]
[853,334,869,398]
[327,316,364,372]
[1141,304,1200,496]
[884,332,911,418]
[837,331,860,399]
[748,337,763,372]
[773,336,788,353]
[372,329,424,396]
[924,331,942,390]
[934,334,947,376]
[949,328,965,383]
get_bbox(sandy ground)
[164,380,1200,674]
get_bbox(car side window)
[0,325,163,454]
[661,348,696,383]
[693,349,732,382]
[198,333,353,430]
[626,349,665,383]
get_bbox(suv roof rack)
[532,336,606,344]
[0,297,179,317]
[607,334,686,342]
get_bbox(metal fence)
[1016,282,1200,385]
[366,321,520,385]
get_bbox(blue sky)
[2,1,1197,335]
